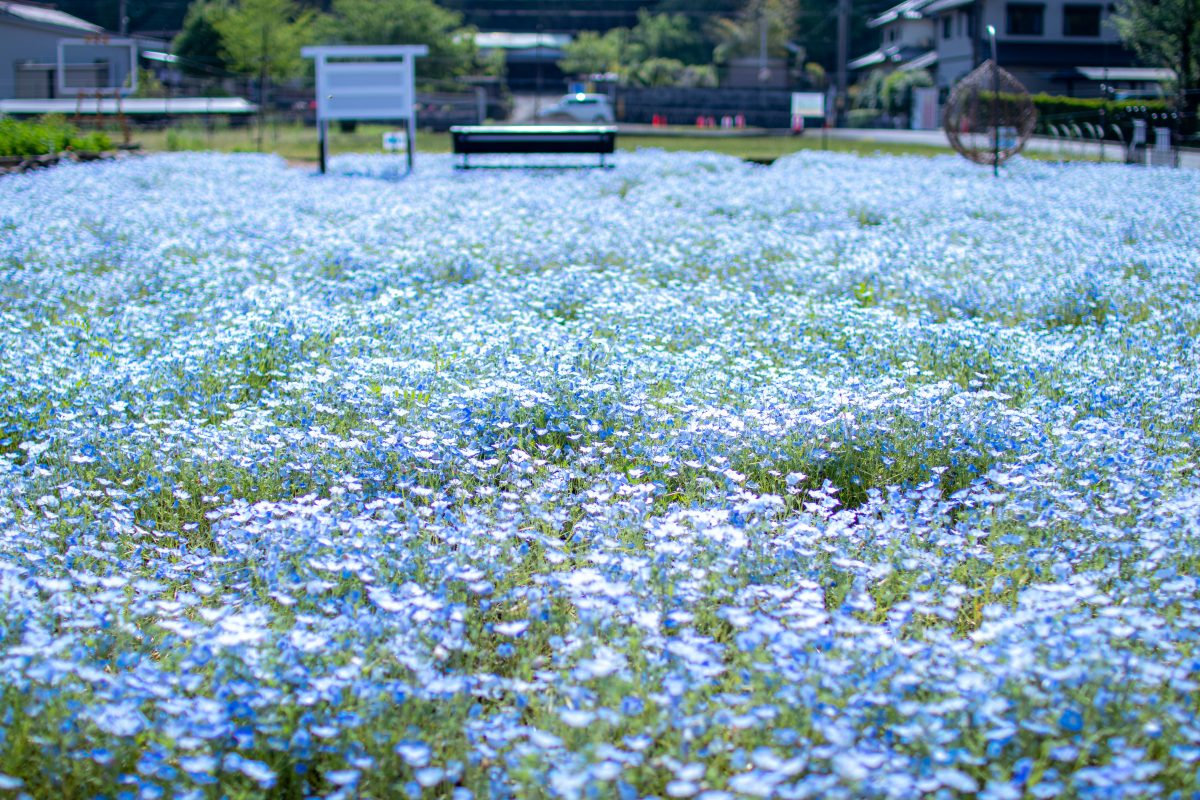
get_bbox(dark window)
[1006,3,1044,35]
[1063,4,1102,36]
[942,14,952,38]
[966,10,976,37]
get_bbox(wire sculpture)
[943,60,1038,167]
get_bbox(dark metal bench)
[450,125,617,169]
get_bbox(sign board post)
[301,45,428,174]
[790,92,825,134]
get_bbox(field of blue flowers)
[1,150,1198,799]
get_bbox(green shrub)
[847,108,882,128]
[0,116,112,157]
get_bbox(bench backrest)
[451,126,616,155]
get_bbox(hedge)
[0,116,112,158]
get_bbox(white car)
[537,93,615,123]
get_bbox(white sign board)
[791,92,826,119]
[57,37,138,97]
[302,45,428,122]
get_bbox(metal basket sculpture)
[943,60,1037,166]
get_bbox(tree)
[709,0,800,65]
[320,0,478,82]
[1111,0,1199,114]
[559,30,626,77]
[625,11,707,67]
[213,0,316,148]
[214,0,315,84]
[173,1,231,78]
[632,58,687,87]
[881,68,933,116]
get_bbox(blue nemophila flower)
[0,150,1197,797]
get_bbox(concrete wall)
[0,21,64,99]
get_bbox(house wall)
[935,0,1128,90]
[979,0,1121,44]
[933,5,978,88]
[0,21,65,99]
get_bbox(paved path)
[824,127,1200,168]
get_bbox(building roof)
[1076,66,1175,82]
[475,31,572,51]
[899,50,939,72]
[921,0,974,15]
[849,44,933,71]
[0,1,101,33]
[868,0,935,29]
[0,97,258,115]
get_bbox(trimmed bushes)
[0,116,112,158]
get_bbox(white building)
[854,0,1172,97]
[849,0,938,76]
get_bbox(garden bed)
[0,151,1198,798]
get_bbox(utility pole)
[836,0,850,126]
[258,23,268,152]
[988,25,998,177]
[758,5,769,83]
[118,0,128,35]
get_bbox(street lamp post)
[988,24,999,177]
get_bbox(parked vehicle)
[536,93,615,123]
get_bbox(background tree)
[709,0,800,65]
[632,57,687,87]
[559,30,626,77]
[881,68,933,116]
[213,0,316,148]
[173,1,232,79]
[1111,0,1199,116]
[625,11,707,67]
[319,0,478,83]
[215,0,315,83]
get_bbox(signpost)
[301,45,428,174]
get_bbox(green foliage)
[881,69,933,115]
[131,68,167,99]
[625,10,708,67]
[561,11,714,85]
[853,69,887,110]
[559,30,626,76]
[709,0,800,64]
[173,0,232,78]
[678,64,720,88]
[631,58,688,87]
[319,0,478,81]
[214,0,316,82]
[0,117,112,157]
[1111,0,1199,101]
[998,92,1173,138]
[1031,92,1171,118]
[847,108,883,128]
[804,61,827,89]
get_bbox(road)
[822,126,1200,168]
